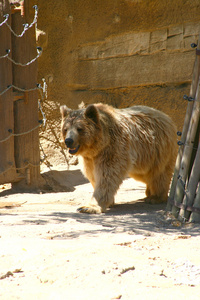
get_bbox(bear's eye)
[77,127,83,133]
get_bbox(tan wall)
[36,0,200,131]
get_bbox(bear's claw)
[77,206,101,214]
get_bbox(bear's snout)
[65,138,74,148]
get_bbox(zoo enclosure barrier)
[167,36,200,223]
[0,1,43,188]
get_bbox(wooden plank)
[167,36,200,211]
[11,1,40,188]
[0,0,18,184]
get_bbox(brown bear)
[60,103,177,214]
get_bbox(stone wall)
[36,0,200,131]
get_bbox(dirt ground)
[0,161,200,300]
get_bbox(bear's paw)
[144,196,166,204]
[77,205,102,214]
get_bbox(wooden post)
[11,1,40,189]
[167,36,200,211]
[171,77,200,218]
[0,0,18,184]
[189,182,200,223]
[179,140,200,221]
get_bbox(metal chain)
[0,5,46,177]
[0,81,47,143]
[0,84,42,96]
[4,5,38,38]
[0,52,9,59]
[0,123,41,144]
[38,101,46,127]
[0,79,47,144]
[0,14,9,27]
[12,123,41,137]
[0,85,12,96]
[6,47,42,66]
[0,161,40,177]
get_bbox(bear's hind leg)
[145,186,151,198]
[145,171,171,204]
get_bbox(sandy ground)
[0,163,200,300]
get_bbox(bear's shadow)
[107,199,166,216]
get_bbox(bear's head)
[60,104,101,156]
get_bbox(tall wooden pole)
[179,140,200,221]
[11,1,40,188]
[167,37,200,211]
[0,0,18,184]
[171,76,200,218]
[190,181,200,223]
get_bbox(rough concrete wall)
[36,0,200,131]
[75,24,199,88]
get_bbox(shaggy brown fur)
[60,103,177,214]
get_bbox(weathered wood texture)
[180,140,200,221]
[167,36,200,222]
[167,41,200,212]
[0,0,17,184]
[172,83,199,218]
[0,0,40,187]
[12,4,40,188]
[190,179,200,223]
[171,77,200,218]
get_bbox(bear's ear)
[60,105,71,118]
[85,104,99,125]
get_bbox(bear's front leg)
[77,167,122,214]
[78,156,126,214]
[77,186,115,214]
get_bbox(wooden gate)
[0,0,41,188]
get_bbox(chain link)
[0,161,40,177]
[38,101,46,127]
[0,123,41,144]
[0,85,12,96]
[0,84,42,96]
[4,5,38,38]
[6,47,42,66]
[0,5,47,179]
[0,14,9,27]
[0,52,9,59]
